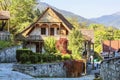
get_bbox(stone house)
[19,7,94,55]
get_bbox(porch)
[24,41,44,53]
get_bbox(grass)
[0,41,15,50]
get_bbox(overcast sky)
[41,0,120,19]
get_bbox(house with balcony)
[19,7,73,53]
[0,11,10,41]
[19,7,94,54]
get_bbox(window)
[50,28,54,35]
[41,28,46,35]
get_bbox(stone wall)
[0,46,22,62]
[13,62,66,77]
[100,57,120,80]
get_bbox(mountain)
[90,12,120,28]
[36,2,93,25]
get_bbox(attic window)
[41,28,46,35]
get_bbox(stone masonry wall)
[100,57,120,80]
[0,46,22,62]
[13,62,66,77]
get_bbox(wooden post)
[7,20,9,32]
[84,60,86,75]
[59,23,61,37]
[48,23,50,36]
[92,43,95,70]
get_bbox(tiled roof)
[103,40,120,52]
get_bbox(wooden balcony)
[25,35,67,41]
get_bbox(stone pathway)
[0,63,95,80]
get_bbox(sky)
[41,0,120,19]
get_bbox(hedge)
[16,49,33,62]
[16,49,72,64]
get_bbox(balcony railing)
[0,31,10,41]
[26,35,67,41]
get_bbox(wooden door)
[36,42,43,53]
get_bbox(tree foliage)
[89,24,120,54]
[67,18,87,29]
[44,37,57,53]
[68,28,84,57]
[0,0,41,34]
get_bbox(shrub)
[49,54,57,62]
[56,55,62,61]
[62,54,71,61]
[20,53,30,64]
[0,41,11,50]
[30,54,38,63]
[71,54,82,60]
[16,49,33,62]
[16,49,64,64]
[37,53,42,63]
[56,38,68,54]
[42,53,48,62]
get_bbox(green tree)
[0,0,41,34]
[68,28,84,59]
[67,18,80,29]
[44,37,57,53]
[67,18,87,29]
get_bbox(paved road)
[0,63,94,80]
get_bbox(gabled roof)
[0,11,10,20]
[21,7,73,35]
[50,8,73,30]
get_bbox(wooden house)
[81,29,94,60]
[20,7,73,53]
[0,11,10,40]
[19,7,94,54]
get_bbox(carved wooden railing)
[25,35,67,41]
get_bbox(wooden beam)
[59,23,61,37]
[48,23,50,36]
[7,20,9,32]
